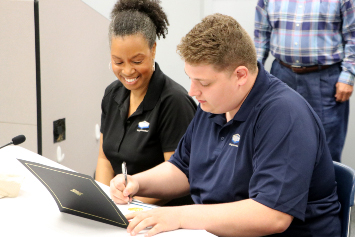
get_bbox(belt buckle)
[291,65,302,73]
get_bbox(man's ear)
[232,66,249,86]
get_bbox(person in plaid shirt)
[254,0,355,162]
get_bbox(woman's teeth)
[124,76,138,82]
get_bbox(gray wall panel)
[0,123,37,151]
[39,0,114,176]
[0,0,37,152]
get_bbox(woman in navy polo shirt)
[95,0,197,205]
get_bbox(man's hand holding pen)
[110,168,138,205]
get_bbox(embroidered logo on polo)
[229,134,240,147]
[137,121,149,132]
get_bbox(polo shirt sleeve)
[168,109,197,179]
[249,96,320,221]
[100,81,118,133]
[157,90,196,153]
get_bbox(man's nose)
[188,81,201,97]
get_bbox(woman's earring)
[152,60,155,72]
[109,61,112,70]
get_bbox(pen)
[122,162,131,205]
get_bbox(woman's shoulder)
[159,76,197,110]
[153,64,189,99]
[103,80,124,97]
[161,75,189,97]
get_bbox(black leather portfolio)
[17,159,128,228]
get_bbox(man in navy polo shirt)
[110,13,341,237]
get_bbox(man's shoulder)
[257,72,312,116]
[255,67,300,107]
[267,79,306,107]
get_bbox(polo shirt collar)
[233,62,269,122]
[113,62,165,112]
[209,62,269,124]
[141,62,165,111]
[114,85,129,107]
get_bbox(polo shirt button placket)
[126,120,131,128]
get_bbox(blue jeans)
[270,59,349,162]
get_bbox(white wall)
[155,0,205,90]
[343,100,355,167]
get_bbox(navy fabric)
[333,161,355,237]
[169,63,341,236]
[271,59,349,162]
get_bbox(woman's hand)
[110,174,139,204]
[125,206,183,237]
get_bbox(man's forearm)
[134,161,190,199]
[179,199,293,237]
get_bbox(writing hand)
[110,174,138,204]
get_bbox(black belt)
[278,60,331,74]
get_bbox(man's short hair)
[177,13,257,73]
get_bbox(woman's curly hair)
[109,0,169,48]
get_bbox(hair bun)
[111,0,169,39]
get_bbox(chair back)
[334,161,355,237]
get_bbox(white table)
[0,146,216,237]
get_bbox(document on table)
[119,199,157,215]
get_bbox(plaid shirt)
[254,0,355,85]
